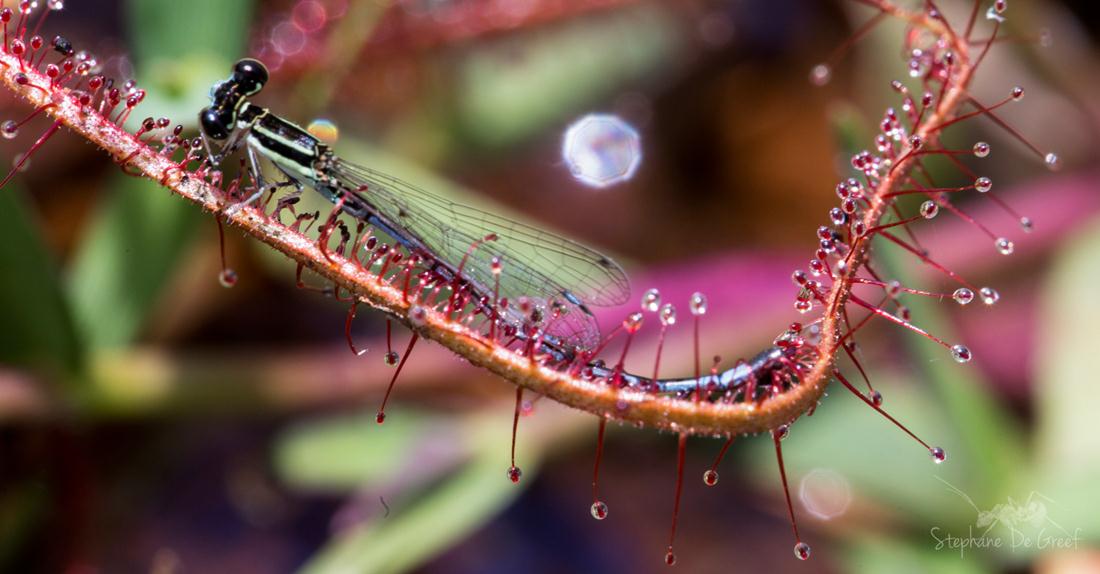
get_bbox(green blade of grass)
[0,189,83,377]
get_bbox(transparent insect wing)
[329,160,629,349]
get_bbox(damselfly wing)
[327,159,630,351]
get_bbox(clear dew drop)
[972,141,990,158]
[1020,217,1034,233]
[951,344,972,363]
[383,350,400,366]
[794,542,812,561]
[218,268,238,288]
[795,299,813,314]
[590,501,608,520]
[920,200,939,219]
[1,120,18,139]
[506,465,522,483]
[809,63,831,86]
[1044,152,1062,171]
[931,446,947,464]
[623,312,644,333]
[979,286,1000,305]
[689,292,708,316]
[953,287,975,305]
[665,550,677,566]
[49,0,64,10]
[641,288,661,312]
[659,303,677,326]
[995,237,1014,255]
[974,176,992,193]
[703,469,719,486]
[870,390,883,407]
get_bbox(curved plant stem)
[0,4,971,436]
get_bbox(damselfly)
[198,59,630,356]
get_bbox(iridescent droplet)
[306,118,339,144]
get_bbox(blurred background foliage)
[1,0,1099,572]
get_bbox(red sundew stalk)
[0,4,983,437]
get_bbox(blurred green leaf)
[1035,218,1100,541]
[0,189,83,375]
[299,413,534,574]
[127,0,254,129]
[69,1,253,349]
[453,5,680,149]
[276,412,432,491]
[69,176,201,349]
[842,533,992,574]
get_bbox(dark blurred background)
[2,0,1099,572]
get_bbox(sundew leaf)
[744,372,974,526]
[1034,218,1100,541]
[0,189,83,376]
[873,236,1027,504]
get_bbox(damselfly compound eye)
[562,114,642,189]
[232,58,268,95]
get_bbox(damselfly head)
[199,107,230,140]
[231,58,268,96]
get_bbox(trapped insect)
[198,58,631,358]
